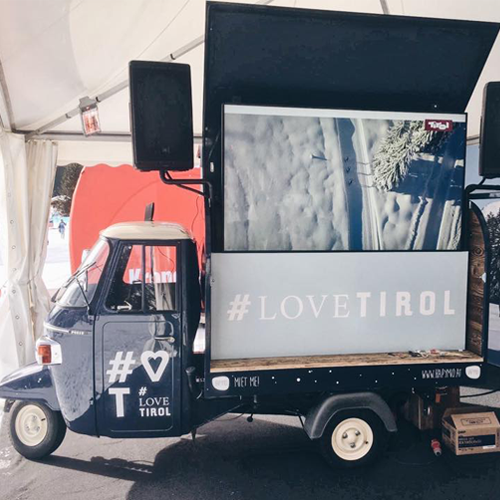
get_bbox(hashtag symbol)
[138,386,147,396]
[227,294,251,321]
[106,351,137,383]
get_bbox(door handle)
[155,335,175,344]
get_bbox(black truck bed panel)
[205,350,484,398]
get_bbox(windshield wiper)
[74,273,91,309]
[74,261,96,279]
[51,261,97,303]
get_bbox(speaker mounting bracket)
[159,170,214,206]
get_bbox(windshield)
[56,238,110,308]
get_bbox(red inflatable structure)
[69,164,205,273]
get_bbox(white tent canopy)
[1,0,500,166]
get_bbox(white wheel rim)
[331,417,374,461]
[15,405,49,447]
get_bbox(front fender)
[0,363,60,411]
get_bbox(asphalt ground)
[1,390,500,500]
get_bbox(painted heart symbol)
[141,350,170,383]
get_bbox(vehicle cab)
[5,221,202,455]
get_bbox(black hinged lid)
[203,2,499,117]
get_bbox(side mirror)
[479,81,500,178]
[129,60,194,172]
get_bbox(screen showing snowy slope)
[223,105,466,251]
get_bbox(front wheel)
[318,410,387,468]
[8,401,66,460]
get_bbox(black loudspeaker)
[129,61,193,171]
[479,81,500,178]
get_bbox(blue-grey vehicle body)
[44,306,96,435]
[0,363,59,411]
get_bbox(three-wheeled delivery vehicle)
[3,3,500,468]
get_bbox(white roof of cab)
[100,222,192,241]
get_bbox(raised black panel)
[202,2,499,250]
[204,3,499,119]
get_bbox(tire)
[318,409,387,468]
[8,401,67,460]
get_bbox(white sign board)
[210,252,468,360]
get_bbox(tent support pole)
[0,58,14,131]
[379,0,390,15]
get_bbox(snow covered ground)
[224,111,465,251]
[0,226,71,298]
[43,226,72,293]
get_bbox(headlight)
[35,337,63,365]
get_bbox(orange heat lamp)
[79,96,101,136]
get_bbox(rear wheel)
[318,410,387,468]
[8,401,66,460]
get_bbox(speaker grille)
[130,61,193,172]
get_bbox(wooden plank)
[211,350,483,373]
[466,208,486,356]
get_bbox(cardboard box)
[404,387,460,431]
[442,407,500,455]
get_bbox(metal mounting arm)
[466,183,500,200]
[159,170,214,206]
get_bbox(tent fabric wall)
[0,129,57,380]
[26,140,58,350]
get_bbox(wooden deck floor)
[210,350,483,373]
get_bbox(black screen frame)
[221,103,468,253]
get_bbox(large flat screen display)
[223,105,466,251]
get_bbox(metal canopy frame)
[3,0,395,143]
[0,59,14,131]
[10,0,275,142]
